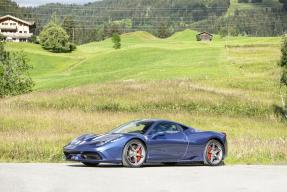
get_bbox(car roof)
[136,119,187,125]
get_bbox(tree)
[112,33,121,49]
[157,23,173,39]
[94,25,105,41]
[104,23,120,39]
[62,16,76,43]
[219,27,228,38]
[39,15,76,53]
[279,36,287,118]
[0,42,34,98]
[279,0,287,11]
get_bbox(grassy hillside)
[6,30,281,91]
[1,30,286,164]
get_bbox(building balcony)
[0,25,17,31]
[1,32,33,39]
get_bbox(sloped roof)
[0,15,34,26]
[197,31,213,36]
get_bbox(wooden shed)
[196,32,213,41]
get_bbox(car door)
[146,122,188,162]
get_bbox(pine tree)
[112,33,121,49]
[62,16,76,43]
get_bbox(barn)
[196,32,213,41]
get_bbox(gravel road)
[0,163,286,192]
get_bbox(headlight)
[90,136,122,146]
[90,140,108,146]
[70,136,86,145]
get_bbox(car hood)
[71,133,124,145]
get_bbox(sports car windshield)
[111,121,153,134]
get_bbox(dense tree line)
[0,0,287,44]
[279,0,287,11]
[0,0,21,16]
[192,9,287,37]
[22,0,230,44]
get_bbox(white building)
[0,15,35,42]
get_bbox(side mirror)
[151,132,165,139]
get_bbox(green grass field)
[1,30,286,164]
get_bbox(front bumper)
[63,143,123,163]
[64,150,103,162]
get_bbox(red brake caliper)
[207,146,212,160]
[136,147,142,162]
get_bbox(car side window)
[177,124,188,131]
[150,123,182,134]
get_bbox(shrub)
[68,42,77,51]
[157,23,174,38]
[0,33,5,41]
[112,33,121,49]
[279,36,287,117]
[39,21,76,53]
[0,42,34,97]
[30,35,40,44]
[279,37,287,68]
[279,37,287,87]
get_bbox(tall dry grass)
[0,80,286,163]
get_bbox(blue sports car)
[64,119,227,167]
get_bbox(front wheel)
[122,139,146,168]
[204,139,224,166]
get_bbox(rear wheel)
[82,162,99,167]
[204,139,224,166]
[122,139,146,168]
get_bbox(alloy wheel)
[205,140,224,166]
[123,140,146,167]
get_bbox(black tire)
[122,139,146,168]
[82,162,99,167]
[204,139,224,166]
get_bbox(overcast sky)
[14,0,98,7]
